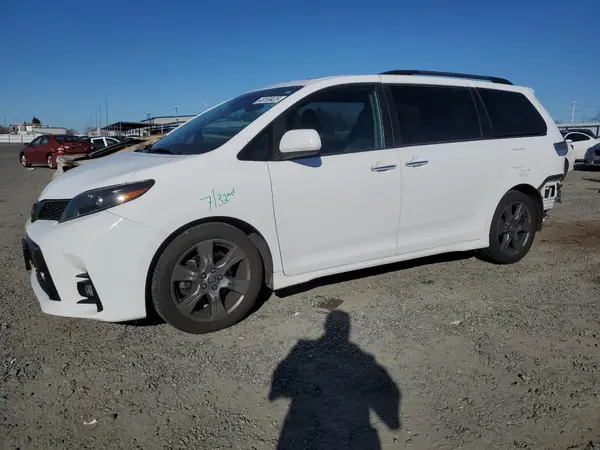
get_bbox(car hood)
[40,152,184,199]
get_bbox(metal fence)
[0,134,37,144]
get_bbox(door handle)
[405,160,429,168]
[371,164,397,172]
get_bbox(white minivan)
[23,70,567,334]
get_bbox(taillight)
[553,140,569,156]
[57,146,65,154]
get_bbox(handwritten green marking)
[201,188,236,211]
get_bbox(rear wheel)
[46,154,56,169]
[480,190,538,264]
[151,223,263,334]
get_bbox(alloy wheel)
[47,155,53,169]
[170,239,251,321]
[496,201,533,257]
[21,155,27,167]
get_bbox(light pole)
[105,97,108,130]
[175,105,178,125]
[3,116,6,128]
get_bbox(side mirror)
[279,129,321,160]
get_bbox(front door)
[24,136,42,163]
[386,84,502,254]
[268,84,402,277]
[35,135,51,164]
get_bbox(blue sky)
[1,0,599,132]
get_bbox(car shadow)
[582,177,600,183]
[276,251,475,298]
[575,164,600,172]
[125,251,475,327]
[269,310,401,449]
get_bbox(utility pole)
[571,101,576,124]
[175,105,178,124]
[105,97,108,129]
[3,116,6,128]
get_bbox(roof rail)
[380,70,513,85]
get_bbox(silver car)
[583,142,600,167]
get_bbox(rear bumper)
[24,211,168,322]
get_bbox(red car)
[20,135,93,169]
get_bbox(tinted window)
[39,136,50,145]
[478,89,547,138]
[106,138,119,145]
[282,85,384,156]
[55,135,90,143]
[565,132,590,143]
[388,85,481,146]
[238,129,270,161]
[92,139,105,150]
[29,137,41,146]
[149,86,302,155]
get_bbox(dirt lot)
[1,143,599,450]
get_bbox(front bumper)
[24,211,167,322]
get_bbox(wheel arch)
[508,183,544,231]
[144,216,275,316]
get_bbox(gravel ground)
[1,143,599,450]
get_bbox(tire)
[480,190,538,264]
[47,154,55,169]
[20,153,30,168]
[151,223,264,334]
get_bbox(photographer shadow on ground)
[269,311,401,449]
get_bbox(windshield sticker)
[202,188,236,211]
[253,96,287,105]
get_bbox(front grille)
[31,199,70,222]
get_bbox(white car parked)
[563,130,600,163]
[23,70,567,334]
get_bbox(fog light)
[77,280,97,298]
[76,274,103,312]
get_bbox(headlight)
[59,180,154,223]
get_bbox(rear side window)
[388,85,481,146]
[478,89,547,138]
[565,132,590,143]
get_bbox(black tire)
[20,153,30,167]
[151,223,264,334]
[46,154,55,169]
[480,190,538,264]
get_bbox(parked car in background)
[52,136,157,178]
[20,135,93,169]
[562,130,600,163]
[583,142,600,167]
[90,136,122,151]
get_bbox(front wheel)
[20,153,30,167]
[480,190,538,264]
[151,223,264,334]
[47,154,55,169]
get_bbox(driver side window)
[282,85,384,156]
[29,137,41,146]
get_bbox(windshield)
[148,86,302,155]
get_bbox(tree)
[592,111,600,122]
[31,116,41,125]
[65,128,77,135]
